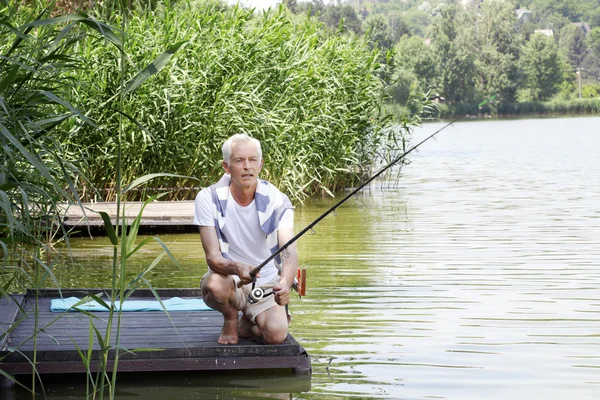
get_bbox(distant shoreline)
[386,98,600,120]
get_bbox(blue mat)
[50,296,212,312]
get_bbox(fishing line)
[251,95,496,282]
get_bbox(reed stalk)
[56,0,408,203]
[0,2,104,393]
[1,3,184,397]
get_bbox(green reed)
[58,0,403,203]
[1,2,185,397]
[0,2,113,394]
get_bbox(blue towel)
[50,296,212,312]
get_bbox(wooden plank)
[3,338,301,362]
[9,300,299,357]
[61,201,197,229]
[0,295,24,351]
[0,289,311,377]
[1,354,311,375]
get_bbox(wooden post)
[300,269,307,297]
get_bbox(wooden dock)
[0,289,311,388]
[61,201,198,233]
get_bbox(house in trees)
[534,29,554,37]
[515,8,531,22]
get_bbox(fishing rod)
[249,95,496,292]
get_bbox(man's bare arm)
[199,226,254,284]
[273,227,298,305]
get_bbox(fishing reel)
[247,278,281,304]
[248,286,273,304]
[246,269,308,304]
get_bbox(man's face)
[223,141,263,190]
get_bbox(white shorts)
[200,271,279,323]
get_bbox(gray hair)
[221,133,262,164]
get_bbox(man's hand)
[273,277,291,306]
[236,262,258,286]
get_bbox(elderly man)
[194,133,298,345]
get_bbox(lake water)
[26,117,600,399]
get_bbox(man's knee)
[202,274,234,302]
[262,328,288,344]
[261,318,288,344]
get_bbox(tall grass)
[0,4,117,298]
[59,0,402,202]
[1,2,184,397]
[0,2,116,394]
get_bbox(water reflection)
[50,117,600,399]
[11,371,310,400]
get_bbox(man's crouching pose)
[194,133,298,345]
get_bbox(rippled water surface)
[45,117,600,399]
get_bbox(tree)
[295,0,325,17]
[319,5,362,34]
[584,27,600,80]
[402,8,432,38]
[394,35,437,92]
[529,0,582,30]
[471,0,522,103]
[430,2,477,104]
[521,33,565,101]
[388,14,410,43]
[587,27,600,58]
[363,14,394,52]
[559,23,588,69]
[587,6,600,28]
[540,0,582,18]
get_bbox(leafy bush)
[582,83,600,98]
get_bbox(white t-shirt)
[194,187,293,285]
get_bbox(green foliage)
[581,83,600,98]
[400,9,432,38]
[430,2,477,104]
[588,28,600,58]
[521,33,566,101]
[317,4,362,34]
[330,0,600,111]
[1,3,190,397]
[0,5,114,285]
[387,14,410,43]
[526,0,600,30]
[363,14,394,52]
[393,35,437,98]
[471,0,522,103]
[388,68,418,105]
[584,27,600,79]
[61,2,397,203]
[434,97,600,117]
[559,23,588,69]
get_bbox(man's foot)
[218,318,239,344]
[238,315,254,338]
